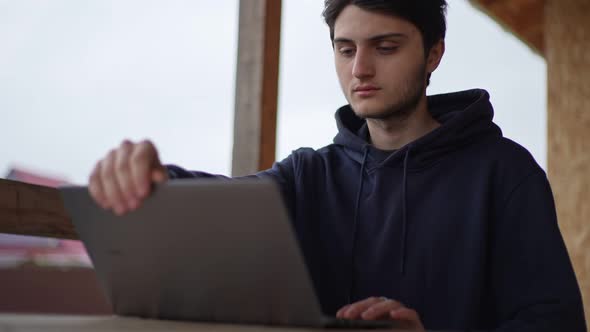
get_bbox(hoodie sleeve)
[166,164,231,180]
[488,170,586,332]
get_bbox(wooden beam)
[546,0,590,324]
[0,178,77,240]
[469,0,544,55]
[231,0,282,176]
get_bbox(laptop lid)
[60,179,326,326]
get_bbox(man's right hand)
[88,139,169,215]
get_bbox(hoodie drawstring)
[348,147,369,304]
[400,146,411,275]
[347,145,411,302]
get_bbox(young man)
[88,1,586,331]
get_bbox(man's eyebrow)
[332,37,354,44]
[368,33,407,41]
[333,33,407,44]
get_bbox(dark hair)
[323,0,447,56]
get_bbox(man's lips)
[353,85,381,97]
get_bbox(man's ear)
[426,39,445,74]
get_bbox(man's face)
[333,5,430,120]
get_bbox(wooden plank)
[231,0,282,176]
[0,178,77,239]
[546,0,590,325]
[258,0,282,171]
[469,0,544,55]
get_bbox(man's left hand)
[336,297,425,331]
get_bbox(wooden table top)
[0,314,411,332]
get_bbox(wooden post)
[546,0,590,324]
[0,179,77,239]
[231,0,282,176]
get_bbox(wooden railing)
[0,178,77,240]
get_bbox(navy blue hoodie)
[167,89,586,331]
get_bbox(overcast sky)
[0,0,546,184]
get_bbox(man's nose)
[352,49,375,79]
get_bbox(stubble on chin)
[351,63,427,121]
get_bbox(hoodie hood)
[333,89,503,169]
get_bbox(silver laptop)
[59,179,396,328]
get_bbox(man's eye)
[338,48,355,56]
[377,46,398,53]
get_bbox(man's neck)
[366,97,440,151]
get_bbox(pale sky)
[0,0,546,184]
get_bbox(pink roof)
[5,168,69,187]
